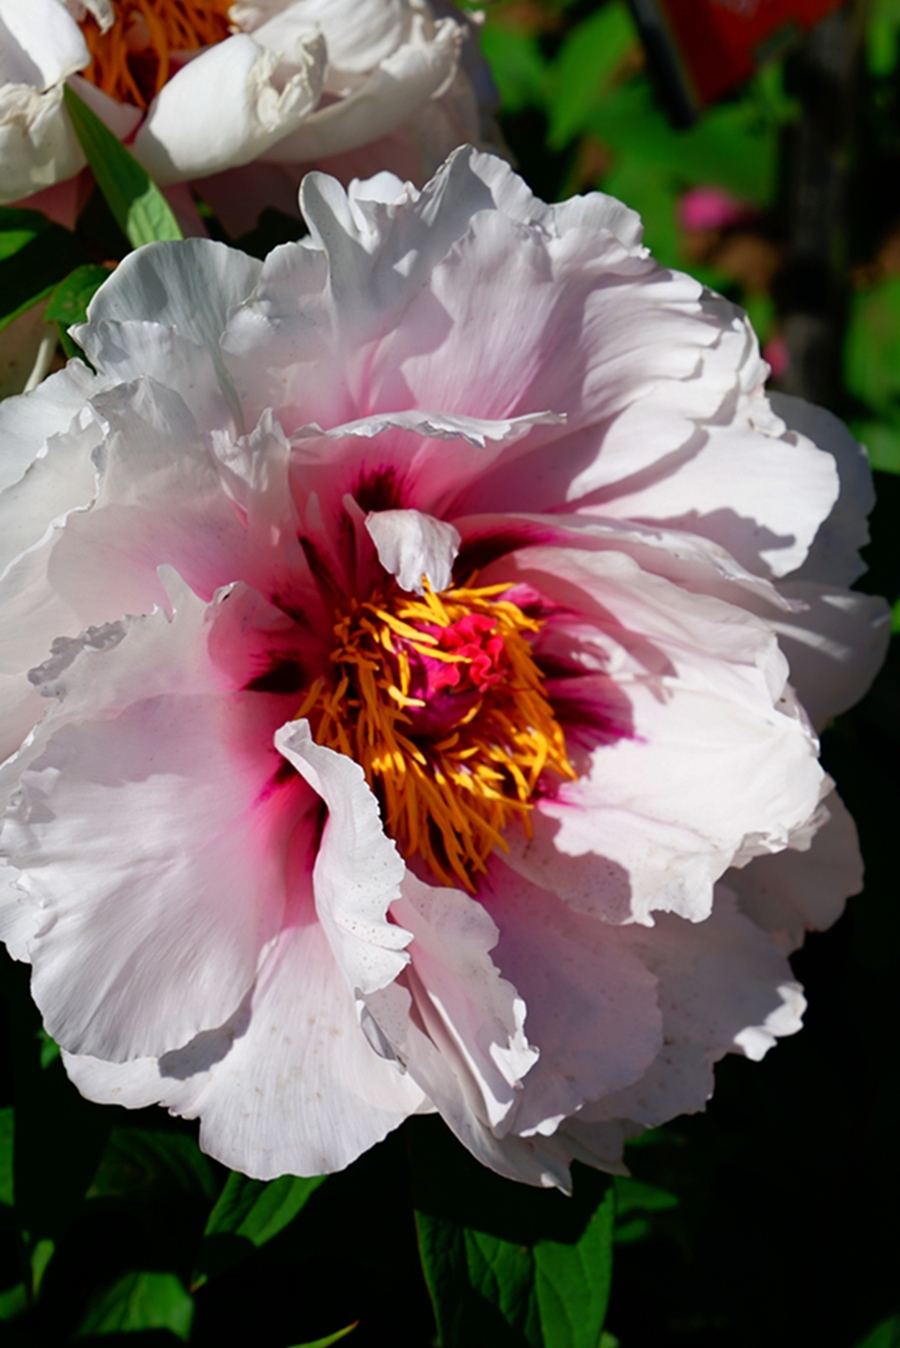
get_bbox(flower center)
[297,580,576,891]
[80,0,233,110]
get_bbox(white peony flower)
[0,0,480,233]
[0,149,888,1186]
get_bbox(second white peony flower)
[0,0,484,231]
[0,148,888,1186]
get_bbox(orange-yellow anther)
[297,580,576,891]
[80,0,234,110]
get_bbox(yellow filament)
[300,580,576,891]
[80,0,234,110]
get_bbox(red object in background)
[629,0,845,121]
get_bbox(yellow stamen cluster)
[80,0,233,110]
[296,580,576,891]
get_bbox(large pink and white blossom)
[1,0,486,235]
[0,148,888,1186]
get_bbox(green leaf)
[589,77,779,206]
[0,207,88,332]
[62,85,183,248]
[855,1314,900,1348]
[547,3,639,147]
[30,1239,54,1298]
[205,1170,327,1244]
[867,0,900,74]
[75,1271,194,1341]
[0,1282,27,1322]
[286,1324,359,1348]
[533,1189,616,1348]
[36,1026,60,1070]
[45,264,112,358]
[846,279,900,450]
[195,1171,328,1285]
[88,1127,217,1204]
[613,1176,678,1216]
[849,419,900,474]
[409,1118,615,1348]
[479,25,548,114]
[0,952,110,1243]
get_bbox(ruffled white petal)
[0,0,88,88]
[239,0,413,82]
[367,872,538,1132]
[0,359,103,495]
[263,17,461,163]
[0,80,84,203]
[365,507,460,593]
[363,873,570,1189]
[275,719,412,996]
[78,239,262,422]
[133,31,325,185]
[84,239,262,358]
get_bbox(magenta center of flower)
[296,580,576,889]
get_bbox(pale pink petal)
[587,891,807,1128]
[0,674,43,764]
[494,544,824,923]
[0,383,108,685]
[285,412,565,539]
[63,920,426,1178]
[0,571,298,1061]
[553,1118,635,1176]
[366,873,537,1129]
[727,791,862,952]
[0,869,40,961]
[479,861,662,1138]
[771,580,889,731]
[364,977,569,1189]
[772,392,876,586]
[77,319,230,430]
[595,389,840,579]
[10,173,91,229]
[453,510,795,614]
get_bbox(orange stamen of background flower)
[297,580,576,891]
[80,1,234,110]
